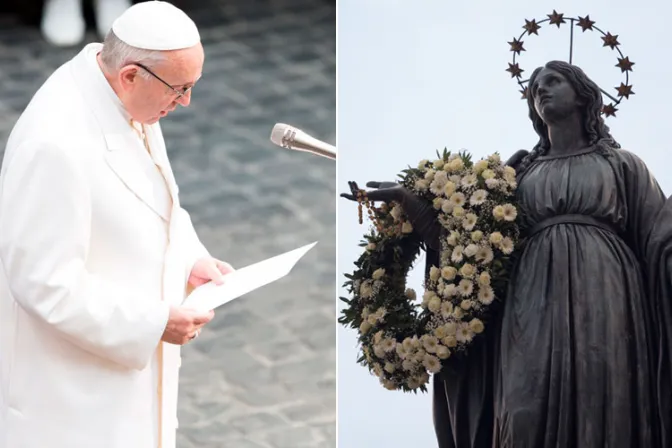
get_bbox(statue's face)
[531,68,580,123]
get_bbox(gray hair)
[99,30,167,79]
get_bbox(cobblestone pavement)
[0,1,336,447]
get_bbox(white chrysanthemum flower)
[396,342,407,359]
[429,266,441,282]
[441,266,457,281]
[448,158,464,172]
[430,173,448,196]
[460,263,476,278]
[418,159,429,169]
[503,172,516,185]
[440,300,454,319]
[462,213,478,231]
[390,205,403,221]
[478,286,495,305]
[434,159,445,169]
[374,330,384,344]
[423,354,442,373]
[461,174,478,188]
[447,231,460,246]
[492,205,506,221]
[373,345,386,358]
[489,231,503,244]
[444,181,457,197]
[460,299,473,310]
[449,174,462,184]
[359,280,373,298]
[453,206,465,217]
[500,237,514,254]
[361,307,371,319]
[469,318,485,334]
[372,268,385,280]
[414,179,429,191]
[401,222,413,233]
[406,378,420,390]
[471,230,483,242]
[456,323,474,343]
[421,290,433,308]
[433,197,444,210]
[384,362,396,374]
[451,245,464,263]
[476,245,494,264]
[373,363,384,377]
[478,271,491,286]
[444,322,457,336]
[402,359,415,371]
[489,153,501,163]
[442,283,457,298]
[458,279,473,296]
[413,349,427,363]
[424,169,436,181]
[473,159,489,174]
[442,335,458,348]
[485,178,499,189]
[436,345,451,360]
[449,192,466,207]
[464,243,479,257]
[374,307,387,321]
[402,337,415,351]
[502,204,517,222]
[422,335,439,353]
[405,288,417,300]
[381,338,396,352]
[453,306,464,319]
[481,169,496,179]
[434,325,447,339]
[428,295,442,313]
[441,199,454,214]
[382,379,397,390]
[470,189,488,206]
[359,320,372,334]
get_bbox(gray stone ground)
[0,1,336,447]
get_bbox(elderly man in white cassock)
[0,2,233,447]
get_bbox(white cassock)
[0,42,209,448]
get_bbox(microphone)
[269,123,336,160]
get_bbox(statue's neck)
[546,114,590,156]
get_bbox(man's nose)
[177,90,192,107]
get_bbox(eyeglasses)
[133,62,194,99]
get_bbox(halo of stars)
[507,11,634,118]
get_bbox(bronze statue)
[342,60,672,447]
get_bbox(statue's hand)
[340,181,406,203]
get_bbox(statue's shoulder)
[505,149,530,169]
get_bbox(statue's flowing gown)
[430,146,672,448]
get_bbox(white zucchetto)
[111,1,200,50]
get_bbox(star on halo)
[547,10,565,28]
[576,15,595,32]
[602,103,618,117]
[601,32,620,49]
[616,56,635,72]
[508,37,525,54]
[616,83,634,99]
[506,62,524,78]
[523,19,541,35]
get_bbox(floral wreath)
[340,150,520,392]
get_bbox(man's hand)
[188,256,234,288]
[161,306,214,345]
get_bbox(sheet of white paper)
[181,241,318,312]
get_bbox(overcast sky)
[337,0,672,446]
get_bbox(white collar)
[83,43,133,125]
